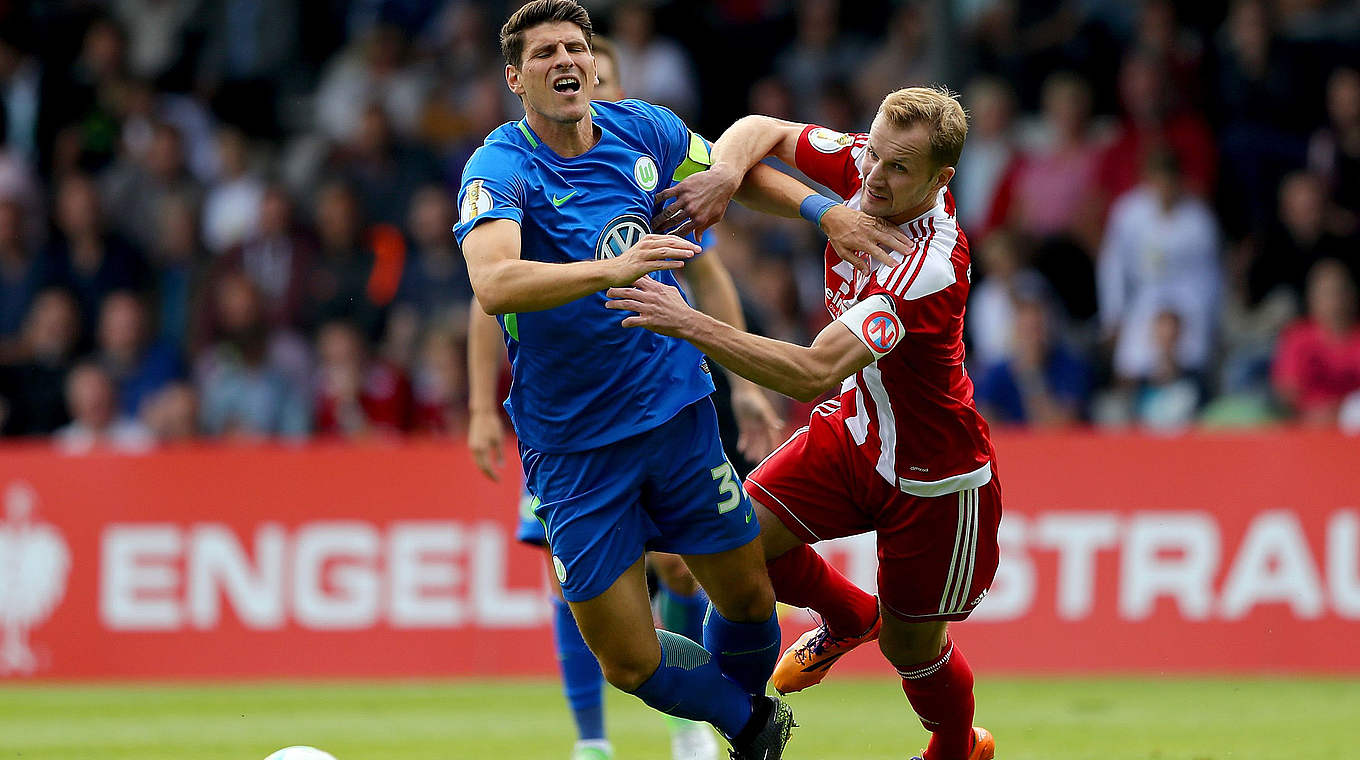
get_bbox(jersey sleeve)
[862,235,960,335]
[835,293,904,360]
[793,125,867,200]
[452,144,527,246]
[618,98,713,187]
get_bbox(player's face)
[593,52,624,102]
[507,22,597,124]
[860,116,954,223]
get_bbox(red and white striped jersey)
[795,124,994,496]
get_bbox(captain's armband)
[835,294,903,360]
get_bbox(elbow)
[789,369,840,403]
[471,280,511,316]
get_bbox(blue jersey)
[454,99,717,453]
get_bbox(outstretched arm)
[607,277,875,403]
[463,219,699,314]
[652,116,911,270]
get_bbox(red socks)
[897,637,976,760]
[765,544,879,637]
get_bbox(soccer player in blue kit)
[457,3,916,757]
[465,34,767,760]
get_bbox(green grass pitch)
[1,677,1352,759]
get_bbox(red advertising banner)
[1,431,1357,680]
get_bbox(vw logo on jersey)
[596,213,651,259]
[634,156,659,191]
[862,311,900,353]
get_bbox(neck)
[525,108,597,157]
[887,189,940,227]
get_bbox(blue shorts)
[515,487,547,546]
[520,399,758,602]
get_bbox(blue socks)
[629,630,753,738]
[552,596,605,741]
[656,584,709,644]
[703,607,782,696]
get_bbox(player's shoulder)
[598,97,678,125]
[465,124,535,173]
[802,125,865,155]
[875,211,964,301]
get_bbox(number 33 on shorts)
[710,461,746,514]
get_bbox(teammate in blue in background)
[458,3,915,758]
[465,36,759,760]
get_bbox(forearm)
[685,254,766,394]
[466,299,505,414]
[709,115,789,178]
[473,257,616,315]
[679,311,835,402]
[733,163,818,218]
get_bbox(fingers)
[864,245,898,268]
[605,298,644,312]
[670,219,697,238]
[654,186,678,203]
[472,447,498,481]
[832,242,870,274]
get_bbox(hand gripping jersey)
[796,125,995,496]
[453,99,717,453]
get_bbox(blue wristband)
[799,194,839,227]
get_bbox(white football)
[263,747,338,760]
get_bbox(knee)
[712,577,776,623]
[652,554,700,596]
[877,620,949,671]
[598,651,661,693]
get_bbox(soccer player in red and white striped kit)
[607,86,999,760]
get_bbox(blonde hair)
[877,86,969,169]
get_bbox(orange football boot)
[770,613,882,694]
[910,727,996,760]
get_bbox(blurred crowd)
[0,0,1358,450]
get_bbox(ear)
[933,165,956,193]
[506,63,524,97]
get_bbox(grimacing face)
[859,115,954,223]
[507,21,597,125]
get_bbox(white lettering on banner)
[294,522,381,629]
[1119,512,1219,620]
[96,520,549,631]
[969,514,1032,621]
[101,525,183,630]
[1034,512,1120,620]
[187,524,285,629]
[389,521,466,628]
[1220,511,1325,619]
[471,524,543,628]
[1329,510,1360,617]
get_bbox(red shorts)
[747,411,1002,622]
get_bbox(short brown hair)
[500,0,593,68]
[877,86,969,169]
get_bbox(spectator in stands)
[853,3,941,110]
[313,24,430,143]
[195,272,311,439]
[0,289,81,436]
[775,0,864,121]
[1097,51,1216,206]
[314,319,411,438]
[201,127,264,255]
[110,0,198,83]
[1099,151,1221,383]
[101,121,203,255]
[411,326,465,435]
[612,2,699,119]
[213,184,316,333]
[0,31,41,166]
[141,381,198,443]
[974,295,1091,427]
[148,192,204,352]
[194,0,300,139]
[1308,67,1360,223]
[954,77,1018,235]
[395,184,470,329]
[95,290,183,418]
[1132,310,1207,430]
[338,104,441,228]
[0,198,40,349]
[40,15,126,176]
[967,230,1056,372]
[1213,0,1311,236]
[41,173,148,339]
[1131,0,1205,114]
[1272,259,1360,427]
[54,361,154,453]
[1249,171,1358,312]
[306,179,396,341]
